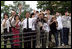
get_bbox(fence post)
[46,31,49,48]
[36,24,40,48]
[31,37,33,48]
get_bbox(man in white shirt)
[62,11,70,46]
[22,13,33,31]
[56,12,64,46]
[22,11,38,48]
[31,12,39,48]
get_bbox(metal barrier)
[1,29,47,48]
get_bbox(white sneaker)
[46,46,48,48]
[62,44,64,46]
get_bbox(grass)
[1,40,11,48]
[1,39,24,48]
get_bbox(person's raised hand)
[33,9,36,14]
[19,4,22,10]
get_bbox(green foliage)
[37,1,71,15]
[1,1,32,19]
[20,10,26,19]
[1,1,5,6]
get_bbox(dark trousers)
[49,31,59,46]
[13,46,20,48]
[63,27,69,45]
[4,36,13,48]
[32,30,36,48]
[4,28,13,48]
[19,34,22,48]
[32,40,36,48]
[23,28,32,48]
[57,29,63,45]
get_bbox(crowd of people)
[1,8,71,48]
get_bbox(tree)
[13,1,33,19]
[37,1,71,15]
[1,1,10,19]
[1,1,33,20]
[1,1,5,6]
